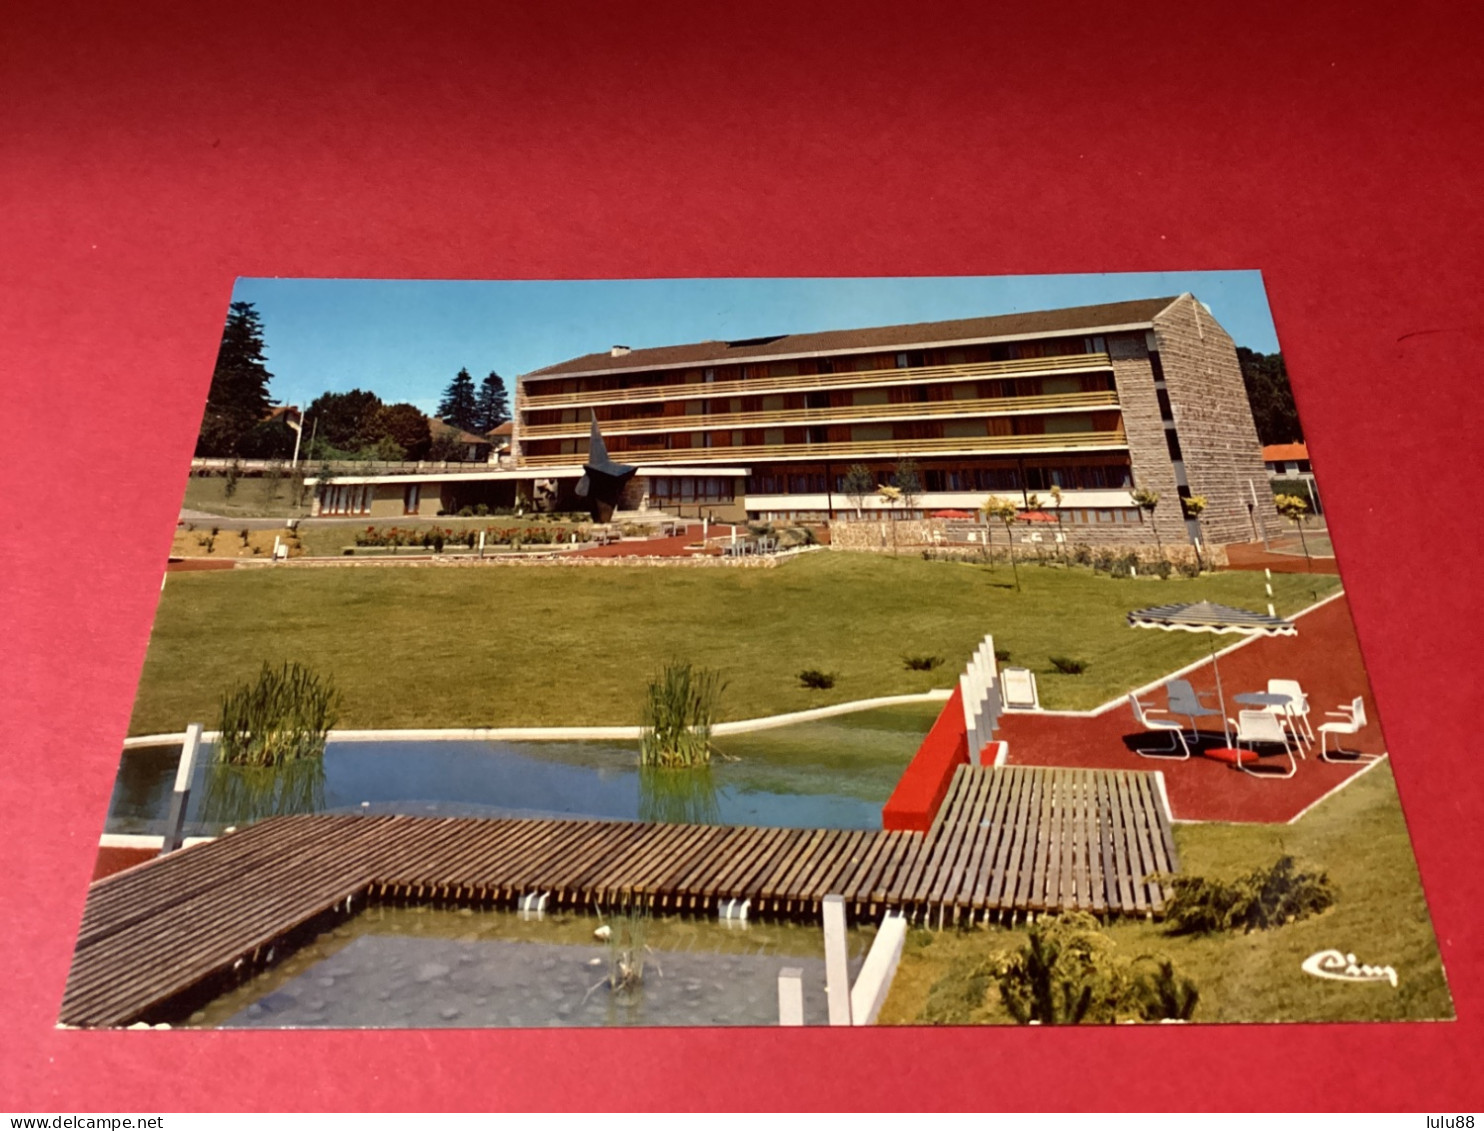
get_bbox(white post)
[478,530,486,559]
[161,723,204,855]
[822,894,852,1026]
[702,516,709,543]
[778,967,805,1026]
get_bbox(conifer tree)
[437,368,479,432]
[475,371,510,432]
[197,301,275,456]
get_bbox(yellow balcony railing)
[518,390,1120,441]
[518,352,1113,411]
[516,429,1129,469]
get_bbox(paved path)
[998,594,1384,823]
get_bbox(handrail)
[518,390,1119,440]
[516,429,1129,469]
[518,353,1113,410]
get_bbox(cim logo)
[1301,948,1398,987]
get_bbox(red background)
[4,0,1482,1111]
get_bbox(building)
[1263,442,1310,477]
[511,294,1278,548]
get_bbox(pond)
[187,905,873,1029]
[108,703,936,836]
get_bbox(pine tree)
[197,301,275,456]
[475,371,510,432]
[437,368,479,433]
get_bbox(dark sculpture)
[574,414,637,523]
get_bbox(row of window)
[744,461,1133,496]
[646,476,736,504]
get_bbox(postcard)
[60,273,1451,1030]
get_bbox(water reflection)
[637,767,721,825]
[201,759,327,826]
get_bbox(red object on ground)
[930,509,975,518]
[882,684,968,832]
[998,594,1385,823]
[1203,746,1264,766]
[90,846,155,881]
[1225,540,1338,574]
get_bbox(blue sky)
[230,272,1280,415]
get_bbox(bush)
[216,661,340,768]
[1153,559,1173,580]
[1159,856,1336,935]
[1049,656,1087,675]
[797,669,837,690]
[1071,544,1093,567]
[1092,549,1115,573]
[994,647,1013,664]
[474,503,489,516]
[903,654,943,672]
[1176,557,1201,579]
[639,662,725,768]
[992,912,1199,1025]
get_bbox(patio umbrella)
[1127,601,1296,760]
[1018,510,1057,522]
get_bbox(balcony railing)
[518,389,1120,441]
[518,352,1113,411]
[516,429,1129,469]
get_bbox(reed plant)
[639,661,724,767]
[200,758,327,827]
[216,660,340,767]
[638,766,722,824]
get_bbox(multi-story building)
[514,294,1277,548]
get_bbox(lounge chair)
[1316,696,1376,762]
[1129,694,1192,760]
[1228,709,1298,779]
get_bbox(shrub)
[994,647,1013,664]
[1049,656,1087,675]
[992,913,1200,1025]
[639,662,725,768]
[1071,544,1093,567]
[1153,559,1173,580]
[902,654,944,672]
[797,669,837,690]
[474,503,490,516]
[1092,549,1115,573]
[1158,856,1336,935]
[457,506,474,517]
[216,661,340,768]
[1176,557,1201,579]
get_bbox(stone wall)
[1108,329,1191,547]
[1154,295,1281,545]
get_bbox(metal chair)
[1317,696,1376,762]
[1266,678,1314,746]
[1165,678,1221,740]
[1228,709,1298,779]
[1129,695,1192,760]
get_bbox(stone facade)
[1152,296,1281,545]
[1107,330,1189,547]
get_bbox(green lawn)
[129,553,1339,735]
[880,761,1452,1024]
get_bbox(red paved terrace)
[571,522,733,558]
[997,593,1385,823]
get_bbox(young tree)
[891,458,923,516]
[197,301,275,456]
[983,496,1022,592]
[1274,492,1313,570]
[475,371,510,432]
[437,368,479,433]
[1182,494,1208,572]
[877,484,903,551]
[1049,483,1067,565]
[1131,486,1164,561]
[842,464,874,519]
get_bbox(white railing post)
[161,723,203,855]
[823,894,853,1026]
[778,967,805,1026]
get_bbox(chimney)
[610,345,631,357]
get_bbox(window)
[1164,429,1184,462]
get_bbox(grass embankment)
[129,552,1339,735]
[879,761,1452,1024]
[182,475,307,519]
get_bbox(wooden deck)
[61,765,1176,1027]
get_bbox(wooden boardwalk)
[61,765,1176,1027]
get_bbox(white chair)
[1165,678,1221,740]
[1317,696,1376,762]
[1266,679,1314,746]
[1130,695,1191,760]
[1228,709,1298,779]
